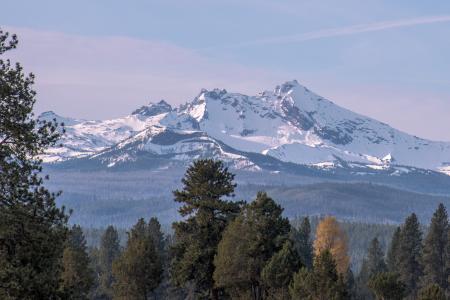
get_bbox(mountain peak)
[274,79,302,95]
[38,111,83,126]
[197,88,228,101]
[132,100,172,117]
[38,110,59,119]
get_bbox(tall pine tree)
[112,218,162,300]
[0,28,68,299]
[97,226,121,299]
[289,250,348,300]
[386,226,401,272]
[420,203,449,291]
[368,272,405,300]
[261,239,301,299]
[356,237,387,299]
[170,159,242,299]
[397,213,423,298]
[213,192,291,300]
[60,225,94,299]
[290,216,313,269]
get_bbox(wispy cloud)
[213,15,450,49]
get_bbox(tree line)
[1,28,449,300]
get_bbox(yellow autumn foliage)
[313,216,350,275]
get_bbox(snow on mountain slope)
[181,80,450,173]
[39,101,173,162]
[41,81,450,175]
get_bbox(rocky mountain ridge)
[40,80,450,176]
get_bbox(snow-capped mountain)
[40,80,450,176]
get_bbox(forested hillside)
[47,167,450,227]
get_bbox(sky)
[1,0,450,141]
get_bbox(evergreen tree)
[88,247,102,300]
[0,28,68,299]
[365,238,387,276]
[148,217,165,257]
[147,217,172,299]
[397,213,423,298]
[290,216,313,269]
[97,226,121,299]
[386,227,401,272]
[421,203,449,290]
[367,272,405,300]
[356,237,387,299]
[60,225,94,299]
[170,159,242,299]
[417,284,446,300]
[261,240,301,299]
[289,267,314,300]
[289,249,348,300]
[112,219,162,300]
[213,192,291,299]
[314,216,350,275]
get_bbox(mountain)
[41,80,450,227]
[41,80,450,176]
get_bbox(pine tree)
[112,219,162,300]
[290,216,313,269]
[386,227,401,272]
[60,225,94,299]
[421,203,449,290]
[170,159,242,299]
[261,240,301,299]
[213,192,291,299]
[418,284,446,300]
[147,217,171,299]
[0,28,68,299]
[148,217,165,257]
[367,272,405,300]
[314,216,350,275]
[397,213,423,298]
[97,226,121,299]
[356,237,387,299]
[289,250,348,300]
[366,238,387,276]
[289,267,314,299]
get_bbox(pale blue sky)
[2,0,450,141]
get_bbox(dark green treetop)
[397,213,423,298]
[289,249,348,300]
[97,225,121,299]
[113,218,163,300]
[290,216,314,269]
[171,159,242,299]
[368,272,406,300]
[60,225,94,300]
[386,227,401,272]
[213,192,291,299]
[262,239,301,300]
[0,28,68,299]
[421,203,449,290]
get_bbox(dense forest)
[45,168,450,228]
[1,28,450,300]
